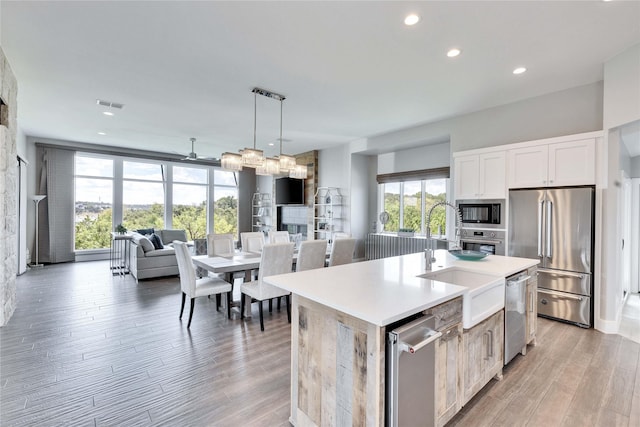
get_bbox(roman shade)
[376,167,450,184]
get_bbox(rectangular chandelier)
[221,152,243,171]
[289,163,308,179]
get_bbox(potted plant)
[398,228,415,237]
[115,224,127,235]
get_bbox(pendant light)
[221,87,306,179]
[241,90,265,168]
[277,98,297,172]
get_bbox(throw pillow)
[136,228,155,236]
[148,233,164,250]
[138,236,155,252]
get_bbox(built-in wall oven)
[460,229,505,256]
[456,200,504,229]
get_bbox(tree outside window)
[381,179,447,234]
[74,155,113,250]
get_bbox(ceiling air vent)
[96,99,124,109]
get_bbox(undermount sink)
[419,267,505,329]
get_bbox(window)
[122,161,165,231]
[424,179,447,235]
[73,153,239,253]
[382,182,400,232]
[380,178,447,235]
[213,170,238,235]
[74,155,114,250]
[173,166,208,240]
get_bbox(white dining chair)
[241,232,266,253]
[328,238,356,267]
[333,232,351,240]
[268,230,290,244]
[240,242,295,331]
[296,240,328,272]
[207,233,235,256]
[174,241,232,328]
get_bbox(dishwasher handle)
[506,275,531,286]
[400,329,442,354]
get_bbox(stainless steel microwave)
[456,200,504,228]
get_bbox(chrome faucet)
[424,201,463,270]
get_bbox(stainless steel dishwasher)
[504,271,530,365]
[386,315,441,427]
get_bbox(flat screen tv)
[275,177,304,205]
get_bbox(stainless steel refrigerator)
[508,187,594,327]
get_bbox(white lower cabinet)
[462,310,504,405]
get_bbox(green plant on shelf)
[115,224,127,234]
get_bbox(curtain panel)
[36,145,75,263]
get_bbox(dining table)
[192,251,290,318]
[191,248,330,318]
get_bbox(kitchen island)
[265,250,539,426]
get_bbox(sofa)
[129,229,188,280]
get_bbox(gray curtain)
[36,145,75,263]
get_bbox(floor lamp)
[30,195,46,268]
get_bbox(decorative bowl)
[448,250,488,261]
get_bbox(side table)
[110,232,133,276]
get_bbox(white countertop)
[264,250,539,327]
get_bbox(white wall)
[356,82,603,156]
[377,142,450,175]
[599,44,640,332]
[350,153,369,258]
[604,43,640,130]
[632,156,640,178]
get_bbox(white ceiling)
[2,1,639,160]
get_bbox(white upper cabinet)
[455,151,506,199]
[508,138,595,188]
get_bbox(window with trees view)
[381,179,447,235]
[123,161,165,232]
[173,166,208,240]
[74,155,114,250]
[212,170,238,235]
[74,153,239,251]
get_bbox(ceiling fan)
[182,137,217,161]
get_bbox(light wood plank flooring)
[1,261,638,426]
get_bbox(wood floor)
[1,261,639,426]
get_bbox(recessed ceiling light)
[97,132,106,135]
[268,143,274,146]
[103,111,114,116]
[513,67,527,75]
[404,14,420,26]
[447,48,461,58]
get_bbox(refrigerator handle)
[537,200,544,257]
[546,200,553,259]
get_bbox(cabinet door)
[462,310,504,405]
[436,323,462,427]
[548,139,595,186]
[482,310,504,384]
[508,145,549,188]
[462,320,485,404]
[526,279,537,345]
[454,155,480,199]
[478,152,506,199]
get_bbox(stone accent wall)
[0,47,18,326]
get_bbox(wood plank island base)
[292,295,386,426]
[265,250,539,426]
